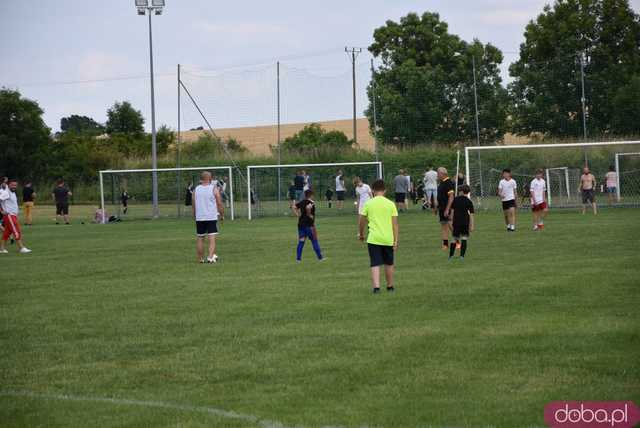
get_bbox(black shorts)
[438,208,450,224]
[394,192,406,203]
[367,243,394,267]
[196,220,218,236]
[336,191,345,201]
[56,202,69,215]
[502,200,516,210]
[452,224,470,239]
[582,189,595,203]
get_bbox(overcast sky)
[2,0,638,132]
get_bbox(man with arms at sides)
[0,180,31,254]
[604,166,617,206]
[449,184,474,261]
[498,169,518,232]
[120,189,130,215]
[293,170,305,202]
[335,170,346,210]
[359,179,398,294]
[530,169,548,231]
[579,166,597,215]
[394,169,409,212]
[293,189,324,262]
[436,167,455,250]
[193,171,224,264]
[423,167,438,212]
[22,181,36,226]
[354,177,373,226]
[52,179,72,225]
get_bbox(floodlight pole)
[371,58,379,162]
[177,63,181,217]
[346,47,362,145]
[580,52,588,164]
[277,61,281,205]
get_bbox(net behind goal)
[247,162,383,219]
[465,141,640,209]
[99,167,235,221]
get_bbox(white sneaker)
[19,247,32,254]
[533,225,539,231]
[207,255,218,263]
[0,249,8,254]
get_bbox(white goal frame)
[614,152,640,202]
[247,161,383,220]
[99,166,234,223]
[545,167,570,206]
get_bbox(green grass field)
[1,206,639,427]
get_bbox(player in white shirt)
[529,169,548,231]
[335,170,346,210]
[353,177,373,215]
[497,169,518,231]
[423,167,438,211]
[0,179,31,254]
[192,171,224,264]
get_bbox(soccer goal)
[247,161,383,219]
[99,166,235,221]
[465,140,640,209]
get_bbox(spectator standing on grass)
[423,167,438,212]
[498,169,518,232]
[52,179,72,225]
[22,181,35,226]
[604,166,617,206]
[335,170,346,210]
[193,171,224,264]
[185,182,194,207]
[436,167,455,250]
[0,179,31,254]
[358,179,399,294]
[579,167,598,215]
[394,169,409,212]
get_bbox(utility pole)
[345,47,362,145]
[148,9,159,217]
[472,56,481,147]
[177,63,181,217]
[580,51,588,164]
[277,61,281,205]
[370,58,379,162]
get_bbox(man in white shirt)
[604,166,617,206]
[423,167,438,211]
[193,171,224,264]
[354,177,373,215]
[335,170,346,210]
[0,179,32,254]
[497,168,518,231]
[529,169,548,231]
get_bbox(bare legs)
[196,235,217,262]
[371,264,394,290]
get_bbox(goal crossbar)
[99,166,235,222]
[246,161,383,220]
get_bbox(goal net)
[247,162,383,219]
[99,166,235,221]
[465,141,640,209]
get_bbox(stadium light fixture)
[135,0,165,218]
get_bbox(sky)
[2,0,639,133]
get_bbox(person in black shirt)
[22,181,36,225]
[293,189,323,262]
[51,179,72,224]
[185,182,194,207]
[120,190,130,215]
[449,184,475,260]
[325,188,334,209]
[288,181,297,210]
[436,167,455,250]
[293,171,305,202]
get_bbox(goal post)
[247,161,383,220]
[99,166,234,222]
[465,140,640,209]
[614,152,640,203]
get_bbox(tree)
[509,0,640,137]
[366,12,508,147]
[105,101,145,136]
[156,125,175,155]
[281,123,353,152]
[60,115,104,136]
[0,88,51,179]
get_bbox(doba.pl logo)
[545,401,640,428]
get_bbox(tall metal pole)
[177,63,181,217]
[370,58,379,162]
[345,47,362,145]
[472,55,484,197]
[277,61,281,205]
[580,52,588,164]
[148,11,159,218]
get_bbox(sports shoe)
[199,258,205,264]
[372,287,381,294]
[207,254,218,264]
[387,286,395,292]
[533,225,539,231]
[19,247,32,254]
[0,249,8,254]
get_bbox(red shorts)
[2,214,22,241]
[532,201,547,212]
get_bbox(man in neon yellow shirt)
[358,179,399,293]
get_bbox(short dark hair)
[8,178,18,184]
[372,179,385,192]
[536,168,544,175]
[304,189,314,198]
[459,184,471,194]
[502,168,511,174]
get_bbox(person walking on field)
[359,179,399,293]
[436,167,455,250]
[579,166,598,215]
[530,169,548,231]
[604,166,617,206]
[52,179,72,225]
[0,179,32,254]
[394,169,409,212]
[22,181,36,226]
[498,169,518,231]
[423,167,438,212]
[193,171,224,264]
